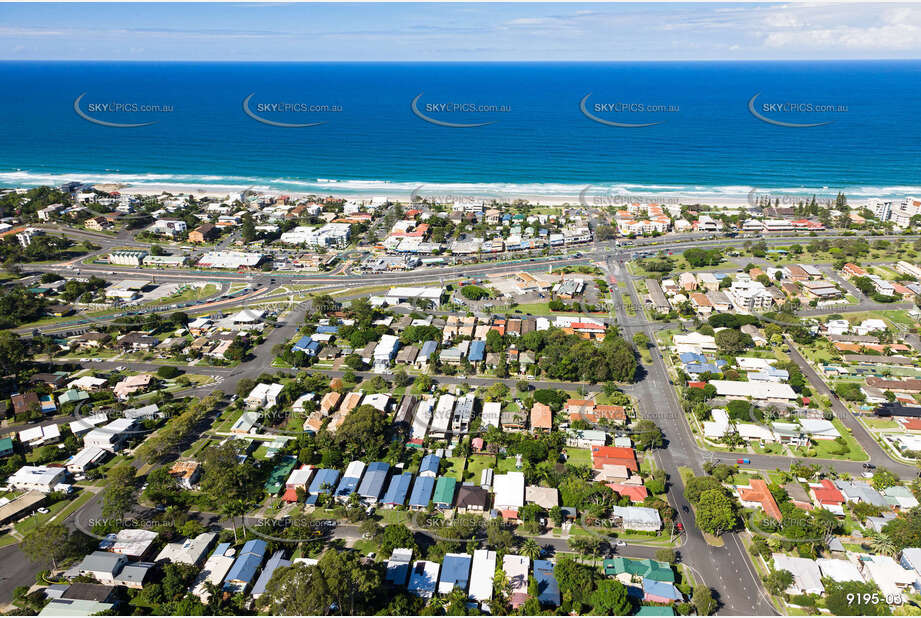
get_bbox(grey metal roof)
[357,462,390,500]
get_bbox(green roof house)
[264,456,298,495]
[636,606,676,616]
[58,389,90,405]
[433,476,457,509]
[603,557,675,583]
[0,436,13,457]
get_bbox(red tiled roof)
[591,446,638,472]
[570,322,605,331]
[737,479,783,522]
[812,479,845,505]
[595,405,627,421]
[606,483,648,503]
[531,403,552,430]
[282,487,299,503]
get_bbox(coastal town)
[1,182,921,617]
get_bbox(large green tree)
[884,506,921,550]
[825,580,892,616]
[102,464,139,520]
[589,579,632,615]
[20,522,69,569]
[694,489,739,536]
[259,551,381,615]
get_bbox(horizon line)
[3,57,921,63]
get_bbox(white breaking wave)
[1,169,919,203]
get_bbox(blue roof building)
[408,475,436,509]
[678,352,707,364]
[316,325,339,334]
[210,542,232,559]
[357,462,390,503]
[749,367,790,382]
[334,461,366,502]
[419,454,440,477]
[223,539,267,593]
[252,550,290,598]
[642,578,683,603]
[306,468,340,505]
[683,360,727,376]
[418,340,438,364]
[382,473,413,507]
[438,553,472,594]
[292,336,321,356]
[468,340,486,363]
[534,559,561,607]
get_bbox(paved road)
[27,228,921,291]
[609,255,777,616]
[0,544,43,608]
[784,338,917,477]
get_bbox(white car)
[615,540,627,547]
[36,507,49,514]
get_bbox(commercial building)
[108,250,148,266]
[197,251,263,269]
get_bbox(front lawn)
[464,454,496,482]
[564,447,592,468]
[442,456,467,481]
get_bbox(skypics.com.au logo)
[411,93,510,128]
[242,93,342,128]
[74,93,174,128]
[580,94,679,128]
[748,93,848,128]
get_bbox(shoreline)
[1,175,906,210]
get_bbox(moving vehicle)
[736,458,750,465]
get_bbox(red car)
[676,522,684,532]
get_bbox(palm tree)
[221,498,248,542]
[520,538,541,561]
[867,532,896,557]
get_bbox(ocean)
[0,60,920,201]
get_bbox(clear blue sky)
[1,2,919,61]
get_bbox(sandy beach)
[107,180,837,210]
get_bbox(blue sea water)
[0,61,919,200]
